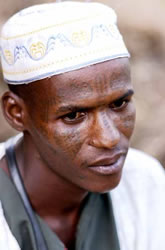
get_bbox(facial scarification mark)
[39,95,62,123]
[111,69,130,91]
[87,72,111,100]
[122,113,135,127]
[102,73,109,93]
[40,103,50,123]
[53,129,83,160]
[69,81,93,98]
[100,111,112,130]
[123,120,134,129]
[40,82,94,123]
[95,74,108,94]
[119,106,136,136]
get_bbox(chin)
[86,172,122,194]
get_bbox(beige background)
[0,0,165,167]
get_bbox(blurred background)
[0,0,165,167]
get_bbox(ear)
[1,91,27,132]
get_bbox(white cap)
[0,1,130,85]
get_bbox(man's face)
[25,58,135,193]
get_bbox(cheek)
[118,104,136,137]
[31,112,87,162]
[52,127,85,160]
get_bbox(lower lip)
[88,156,124,175]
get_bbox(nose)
[89,111,120,149]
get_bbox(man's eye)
[110,99,129,111]
[62,111,86,123]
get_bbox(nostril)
[89,128,120,149]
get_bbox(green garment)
[0,168,120,250]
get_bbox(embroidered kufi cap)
[0,1,130,85]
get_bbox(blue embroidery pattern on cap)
[0,24,120,66]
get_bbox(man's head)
[0,1,129,84]
[0,2,136,193]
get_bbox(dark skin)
[0,58,135,249]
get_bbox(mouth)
[88,154,126,175]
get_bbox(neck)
[15,133,88,218]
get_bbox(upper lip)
[88,152,126,167]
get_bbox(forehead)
[31,58,131,109]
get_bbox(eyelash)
[110,98,130,111]
[61,97,130,124]
[62,111,86,124]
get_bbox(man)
[0,2,164,250]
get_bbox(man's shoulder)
[0,201,20,250]
[0,141,5,161]
[124,147,164,183]
[0,134,23,161]
[126,147,163,171]
[111,147,165,207]
[110,148,165,250]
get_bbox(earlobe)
[1,91,26,132]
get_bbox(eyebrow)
[56,89,134,114]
